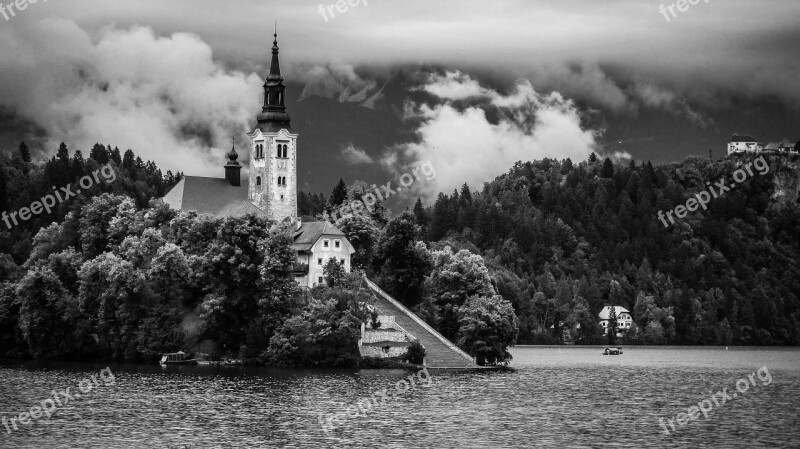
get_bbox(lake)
[1,346,798,448]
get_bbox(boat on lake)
[159,351,197,366]
[603,347,623,355]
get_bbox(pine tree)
[0,163,8,212]
[607,306,618,345]
[413,198,427,226]
[90,143,109,164]
[460,183,472,205]
[329,179,348,208]
[111,147,122,166]
[122,149,136,172]
[18,142,31,163]
[601,158,614,178]
[56,142,70,162]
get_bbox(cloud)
[611,151,633,161]
[529,63,635,115]
[0,18,262,176]
[631,82,714,129]
[296,63,387,109]
[387,71,598,200]
[340,143,374,165]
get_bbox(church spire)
[256,27,292,132]
[268,25,282,79]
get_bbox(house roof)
[764,142,781,150]
[598,306,631,320]
[162,176,267,218]
[729,134,757,143]
[291,220,349,252]
[780,139,795,148]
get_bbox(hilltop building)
[163,32,353,289]
[727,134,799,156]
[727,134,759,155]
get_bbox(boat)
[603,347,623,355]
[160,351,198,366]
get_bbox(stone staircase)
[363,277,475,368]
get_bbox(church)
[163,33,354,289]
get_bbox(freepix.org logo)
[0,0,48,22]
[1,163,117,230]
[2,367,115,435]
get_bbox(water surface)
[1,346,798,448]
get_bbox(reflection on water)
[1,347,798,448]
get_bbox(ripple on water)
[0,347,798,448]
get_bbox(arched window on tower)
[256,176,261,186]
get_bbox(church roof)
[162,176,267,218]
[217,200,269,218]
[292,221,347,252]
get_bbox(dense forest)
[0,141,798,369]
[318,153,800,347]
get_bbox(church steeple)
[248,30,298,222]
[257,28,292,132]
[224,137,241,186]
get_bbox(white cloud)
[340,143,374,165]
[387,71,598,200]
[0,18,262,176]
[611,151,633,161]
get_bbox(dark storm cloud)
[1,0,797,180]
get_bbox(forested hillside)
[1,141,797,367]
[402,153,800,345]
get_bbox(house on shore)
[598,306,633,337]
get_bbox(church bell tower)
[248,30,298,222]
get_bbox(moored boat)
[160,351,198,365]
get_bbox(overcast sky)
[0,0,798,198]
